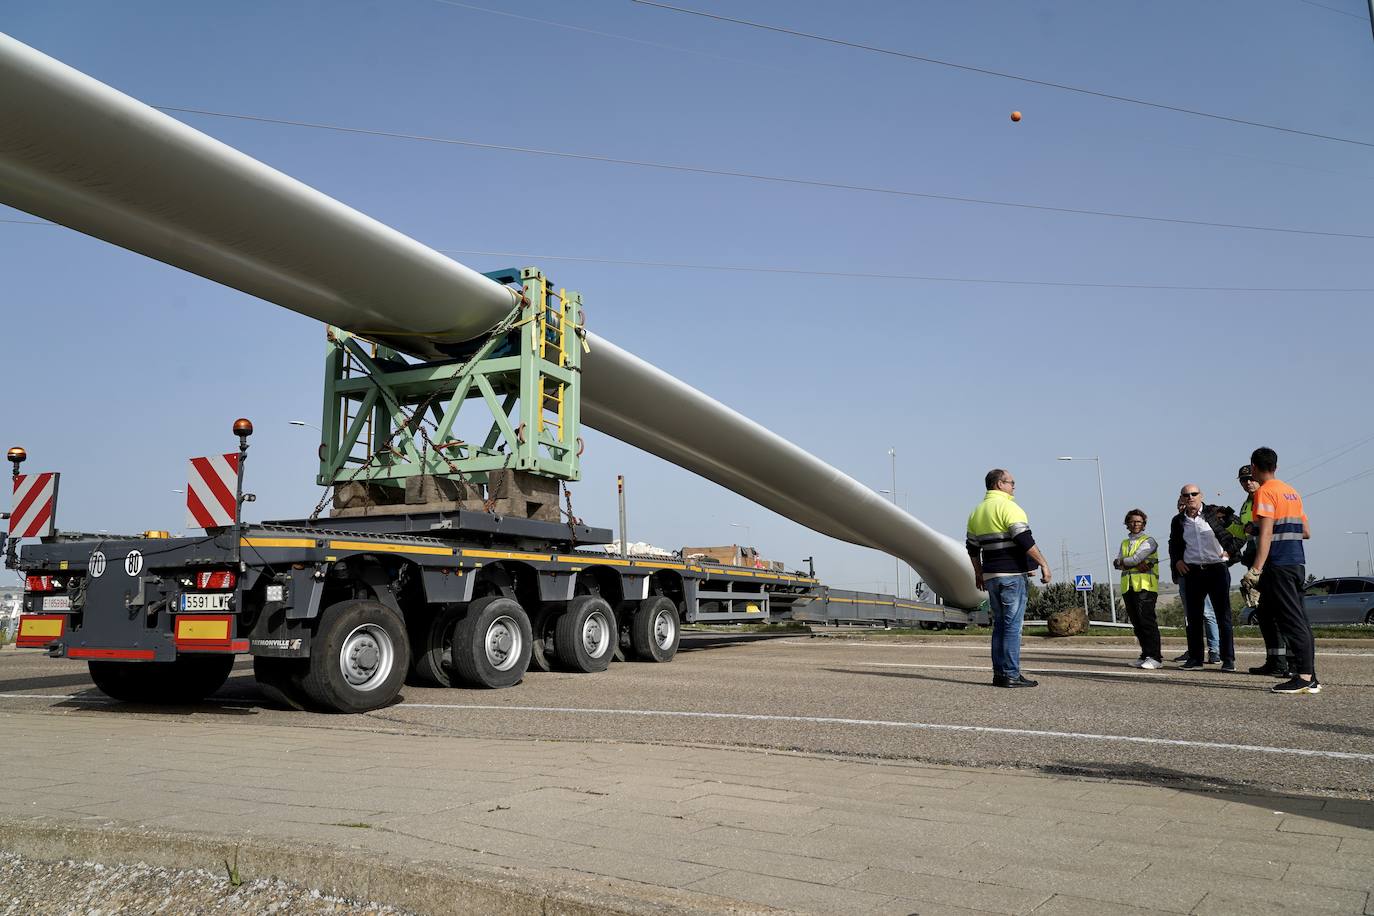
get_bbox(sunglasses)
[1182,491,1201,497]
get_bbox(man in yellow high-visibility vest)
[966,468,1052,688]
[1114,508,1161,669]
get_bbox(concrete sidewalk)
[1,710,1371,915]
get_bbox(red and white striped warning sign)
[186,454,240,529]
[10,472,59,538]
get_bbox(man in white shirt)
[1168,484,1241,671]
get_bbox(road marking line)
[776,639,1374,657]
[395,702,1374,763]
[3,694,1368,763]
[860,662,1158,677]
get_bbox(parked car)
[1242,576,1374,626]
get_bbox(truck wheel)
[300,599,409,713]
[88,655,234,704]
[555,595,616,672]
[451,596,532,688]
[630,596,680,662]
[409,604,465,688]
[253,657,313,710]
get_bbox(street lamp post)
[1057,456,1117,623]
[1347,531,1373,578]
[887,448,900,598]
[881,487,910,598]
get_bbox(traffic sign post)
[1074,574,1092,621]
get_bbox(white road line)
[395,702,1374,763]
[3,693,1368,763]
[777,639,1374,657]
[860,662,1162,677]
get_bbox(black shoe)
[1248,661,1293,677]
[1220,661,1236,672]
[1271,676,1321,695]
[1206,654,1221,665]
[1179,659,1203,669]
[993,675,1038,688]
[1172,652,1191,663]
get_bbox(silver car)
[1245,576,1374,626]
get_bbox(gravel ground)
[0,851,415,916]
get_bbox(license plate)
[42,596,71,612]
[180,593,231,612]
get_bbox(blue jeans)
[985,575,1027,679]
[1177,578,1220,653]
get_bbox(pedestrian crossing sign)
[1074,574,1092,591]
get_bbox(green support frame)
[315,267,583,491]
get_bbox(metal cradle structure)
[0,32,984,609]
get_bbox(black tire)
[1366,609,1374,626]
[451,596,532,688]
[300,599,410,713]
[408,604,466,688]
[88,655,235,704]
[555,595,617,672]
[630,596,680,663]
[528,606,557,673]
[253,656,313,710]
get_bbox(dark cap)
[1237,464,1253,480]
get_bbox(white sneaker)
[1131,657,1148,668]
[1140,658,1163,670]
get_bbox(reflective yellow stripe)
[558,555,630,566]
[177,618,230,640]
[329,540,455,556]
[19,618,63,638]
[461,548,552,562]
[635,561,685,570]
[720,569,755,577]
[241,537,316,549]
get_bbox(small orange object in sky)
[1010,110,1022,122]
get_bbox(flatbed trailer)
[11,508,821,712]
[13,506,984,712]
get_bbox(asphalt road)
[2,634,1371,799]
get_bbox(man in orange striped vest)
[1244,447,1317,695]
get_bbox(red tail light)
[195,570,237,590]
[25,575,62,593]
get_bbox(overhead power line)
[1297,0,1367,20]
[5,216,1371,293]
[436,246,1374,294]
[630,0,1374,150]
[157,105,1374,242]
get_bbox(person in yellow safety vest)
[1114,509,1162,668]
[965,468,1052,689]
[1231,464,1292,677]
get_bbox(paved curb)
[0,820,778,916]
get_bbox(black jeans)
[1182,563,1234,663]
[1259,564,1313,676]
[1254,598,1291,663]
[1123,589,1161,662]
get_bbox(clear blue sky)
[3,1,1373,593]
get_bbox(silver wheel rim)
[653,609,676,650]
[582,610,611,658]
[339,623,394,691]
[486,615,523,671]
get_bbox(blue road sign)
[1073,574,1093,591]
